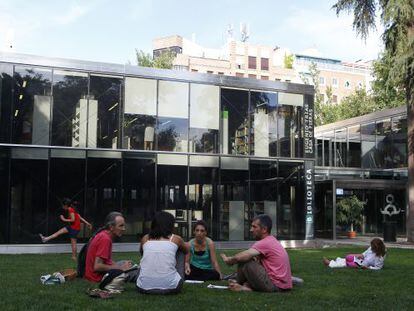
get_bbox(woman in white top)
[323,238,386,270]
[136,211,189,294]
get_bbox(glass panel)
[249,160,278,239]
[334,128,346,167]
[158,80,188,118]
[122,155,155,241]
[220,88,249,155]
[348,125,361,167]
[0,147,9,242]
[49,156,87,241]
[89,75,122,149]
[316,139,323,166]
[157,165,188,238]
[277,162,305,239]
[156,116,188,152]
[323,131,334,166]
[250,91,277,157]
[391,116,407,168]
[361,122,377,168]
[278,93,303,107]
[189,84,219,154]
[0,64,13,143]
[123,77,157,150]
[277,105,300,158]
[189,165,218,240]
[13,66,52,145]
[85,155,121,227]
[219,168,248,240]
[51,70,88,147]
[376,119,392,168]
[10,155,48,243]
[190,84,219,129]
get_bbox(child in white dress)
[323,238,386,270]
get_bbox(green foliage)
[336,195,365,231]
[283,53,294,69]
[135,49,174,69]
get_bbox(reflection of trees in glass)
[158,126,178,151]
[124,114,156,149]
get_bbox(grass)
[1,246,414,310]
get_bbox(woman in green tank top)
[185,220,222,281]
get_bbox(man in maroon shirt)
[85,212,134,283]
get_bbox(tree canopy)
[135,49,174,69]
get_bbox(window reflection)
[13,67,52,145]
[189,84,219,154]
[0,64,13,143]
[250,91,277,157]
[249,160,278,239]
[52,70,88,147]
[122,155,155,241]
[157,117,188,152]
[220,88,249,155]
[124,77,157,150]
[391,116,407,168]
[89,75,122,149]
[361,122,377,168]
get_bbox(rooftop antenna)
[240,22,250,42]
[226,24,234,40]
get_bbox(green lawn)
[1,246,413,310]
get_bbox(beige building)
[153,35,372,104]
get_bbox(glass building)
[0,53,315,244]
[314,106,408,239]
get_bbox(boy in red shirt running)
[40,198,92,261]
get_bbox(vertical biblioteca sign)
[303,95,314,239]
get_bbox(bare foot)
[323,257,330,266]
[39,234,47,243]
[228,280,252,292]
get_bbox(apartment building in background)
[153,35,373,105]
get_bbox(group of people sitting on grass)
[79,210,387,295]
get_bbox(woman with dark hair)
[185,220,222,281]
[40,198,92,261]
[323,238,386,270]
[136,211,189,294]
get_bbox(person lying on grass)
[185,220,222,281]
[221,214,300,292]
[323,238,386,270]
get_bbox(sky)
[0,0,384,65]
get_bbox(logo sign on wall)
[303,95,314,158]
[380,194,401,216]
[304,160,314,239]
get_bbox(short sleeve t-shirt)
[68,207,81,231]
[252,235,292,289]
[85,230,113,282]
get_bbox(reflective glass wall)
[0,59,313,243]
[316,111,407,169]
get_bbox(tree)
[336,195,365,233]
[283,53,294,69]
[333,0,414,241]
[135,49,174,69]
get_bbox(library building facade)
[0,53,315,244]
